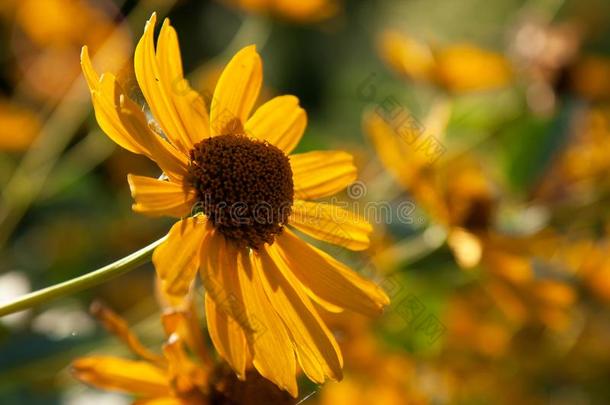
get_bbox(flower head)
[72,301,294,404]
[379,30,513,93]
[81,13,389,396]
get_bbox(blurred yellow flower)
[81,14,389,396]
[365,103,576,331]
[317,313,433,405]
[224,0,339,22]
[73,302,294,404]
[0,100,40,151]
[6,0,132,102]
[379,30,513,93]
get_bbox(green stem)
[0,237,166,317]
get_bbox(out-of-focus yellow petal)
[127,175,197,218]
[245,95,306,153]
[289,200,372,251]
[0,101,40,151]
[133,397,183,405]
[447,228,483,269]
[161,306,213,370]
[72,356,169,396]
[162,335,207,396]
[90,301,165,366]
[434,44,512,92]
[290,151,357,199]
[210,45,262,136]
[257,247,343,383]
[81,47,189,182]
[153,217,209,299]
[378,31,435,81]
[274,229,389,317]
[228,0,338,22]
[363,111,412,185]
[134,14,207,155]
[204,294,248,379]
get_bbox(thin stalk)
[0,237,166,317]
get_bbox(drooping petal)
[289,200,372,251]
[256,247,343,384]
[135,14,208,154]
[162,335,207,395]
[90,301,165,366]
[233,246,298,397]
[210,45,262,136]
[205,294,249,379]
[153,217,209,299]
[245,95,306,153]
[274,229,390,317]
[161,305,214,370]
[81,47,189,181]
[290,151,357,199]
[72,356,169,397]
[200,233,297,396]
[128,175,197,218]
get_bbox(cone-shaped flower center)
[188,134,294,249]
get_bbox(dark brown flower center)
[187,134,293,249]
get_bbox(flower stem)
[0,237,166,317]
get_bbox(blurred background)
[2,0,610,403]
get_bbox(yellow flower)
[224,0,339,22]
[81,14,389,397]
[379,30,513,93]
[72,302,295,404]
[365,105,576,331]
[72,302,211,404]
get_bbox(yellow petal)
[153,217,209,298]
[72,356,169,396]
[245,95,306,153]
[157,18,211,143]
[135,14,207,155]
[274,229,389,317]
[200,233,297,396]
[256,247,343,383]
[290,151,357,199]
[234,246,298,397]
[161,306,213,370]
[128,175,197,218]
[289,200,372,251]
[90,301,165,366]
[434,44,512,92]
[81,47,189,181]
[363,110,412,186]
[378,30,435,81]
[205,294,249,379]
[210,45,262,136]
[133,397,183,405]
[162,335,207,395]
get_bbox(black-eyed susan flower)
[81,13,389,397]
[73,301,294,404]
[365,104,575,331]
[223,0,339,23]
[379,30,513,93]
